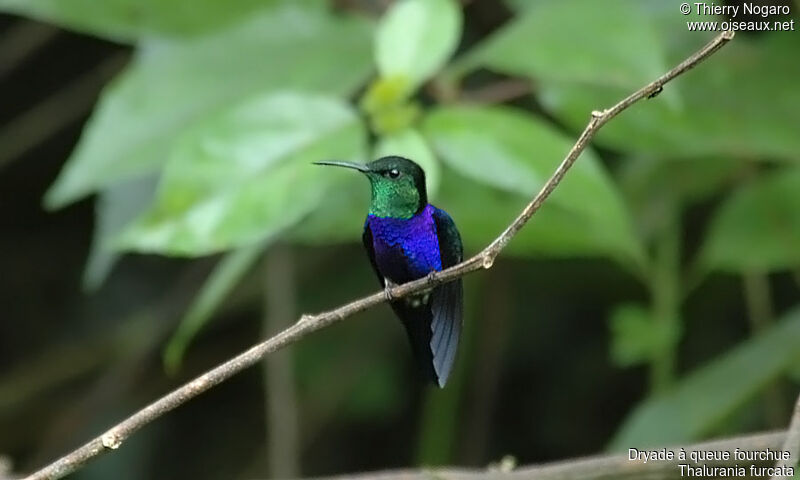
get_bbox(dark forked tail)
[391,279,462,388]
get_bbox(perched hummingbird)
[314,156,463,387]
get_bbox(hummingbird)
[314,156,463,387]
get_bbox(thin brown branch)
[22,30,735,480]
[303,431,785,480]
[771,394,800,479]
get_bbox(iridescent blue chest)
[365,204,443,283]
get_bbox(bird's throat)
[368,183,420,219]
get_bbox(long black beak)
[313,160,370,172]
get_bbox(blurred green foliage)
[610,303,681,368]
[700,167,800,272]
[118,92,365,254]
[462,0,667,89]
[611,306,800,449]
[0,0,325,40]
[423,105,643,265]
[42,5,371,208]
[3,0,799,472]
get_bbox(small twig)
[459,79,532,104]
[771,394,800,480]
[22,30,735,480]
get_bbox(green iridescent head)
[314,156,427,219]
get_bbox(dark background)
[1,1,799,479]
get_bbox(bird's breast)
[367,205,442,283]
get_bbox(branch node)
[383,285,396,302]
[481,255,495,270]
[722,30,736,40]
[425,271,437,286]
[591,109,606,119]
[647,84,664,99]
[100,431,122,450]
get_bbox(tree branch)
[302,431,786,480]
[22,30,735,480]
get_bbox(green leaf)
[699,167,800,273]
[609,306,800,449]
[537,15,800,160]
[288,174,366,245]
[618,156,745,244]
[609,303,681,368]
[44,6,372,209]
[462,0,666,89]
[437,168,621,261]
[163,244,263,374]
[475,1,800,161]
[83,175,158,291]
[620,156,745,208]
[375,0,461,90]
[0,0,324,42]
[375,129,440,198]
[118,92,366,256]
[365,97,422,136]
[423,105,643,265]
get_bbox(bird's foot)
[425,271,438,285]
[383,279,398,302]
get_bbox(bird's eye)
[386,169,401,179]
